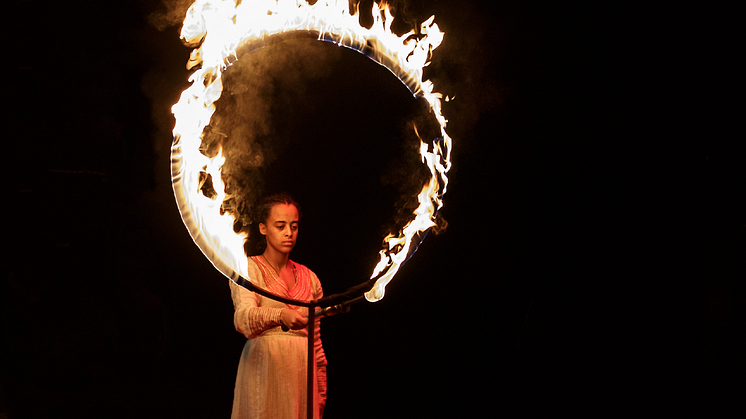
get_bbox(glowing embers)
[171,0,451,302]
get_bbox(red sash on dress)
[250,256,313,310]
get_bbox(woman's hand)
[280,308,308,330]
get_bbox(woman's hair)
[243,192,301,256]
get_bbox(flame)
[171,0,452,302]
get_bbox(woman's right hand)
[280,308,308,330]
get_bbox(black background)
[5,1,743,417]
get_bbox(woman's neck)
[262,248,289,273]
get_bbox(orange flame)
[171,0,452,302]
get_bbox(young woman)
[229,193,327,418]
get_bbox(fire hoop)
[171,0,452,305]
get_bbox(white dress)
[230,256,327,419]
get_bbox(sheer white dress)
[230,256,327,419]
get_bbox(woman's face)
[259,203,299,255]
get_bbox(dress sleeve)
[229,265,284,339]
[311,271,328,412]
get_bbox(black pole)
[307,304,316,419]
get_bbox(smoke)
[424,1,503,156]
[202,35,341,231]
[379,97,447,234]
[147,0,194,32]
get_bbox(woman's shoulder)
[244,256,266,283]
[246,256,261,271]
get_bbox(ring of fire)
[170,0,452,302]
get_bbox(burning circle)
[171,0,451,302]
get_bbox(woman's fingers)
[281,309,309,329]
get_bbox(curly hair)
[243,192,302,256]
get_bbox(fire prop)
[171,0,452,303]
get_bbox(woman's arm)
[230,280,285,338]
[229,273,309,337]
[312,272,328,414]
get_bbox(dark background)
[5,0,743,417]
